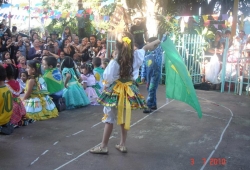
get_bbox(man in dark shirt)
[130,17,148,49]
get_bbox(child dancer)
[4,64,30,127]
[80,63,100,105]
[22,60,58,120]
[90,32,160,154]
[42,56,65,111]
[61,57,90,109]
[141,35,167,113]
[0,65,13,134]
[92,57,104,91]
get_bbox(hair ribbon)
[122,37,131,45]
[36,63,40,68]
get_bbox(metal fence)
[173,34,204,85]
[106,33,250,96]
[220,38,250,96]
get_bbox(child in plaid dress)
[90,32,160,154]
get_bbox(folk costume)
[81,73,100,105]
[62,68,90,109]
[93,67,104,91]
[141,34,167,110]
[97,37,147,130]
[23,77,58,120]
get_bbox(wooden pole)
[231,0,239,37]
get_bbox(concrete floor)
[0,84,250,170]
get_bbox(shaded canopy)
[125,0,250,16]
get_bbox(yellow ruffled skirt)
[24,94,58,120]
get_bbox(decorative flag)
[212,14,219,20]
[202,15,208,22]
[89,14,94,20]
[222,14,229,20]
[204,20,210,27]
[161,38,202,118]
[1,4,12,8]
[175,16,181,20]
[193,15,199,23]
[183,16,189,23]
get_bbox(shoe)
[151,106,157,110]
[89,146,108,154]
[13,125,19,128]
[143,108,152,114]
[115,144,127,153]
[23,120,29,126]
[28,119,36,123]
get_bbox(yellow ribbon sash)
[113,80,135,130]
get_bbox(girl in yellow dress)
[22,60,58,120]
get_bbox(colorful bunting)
[222,14,229,20]
[212,14,219,21]
[202,15,208,22]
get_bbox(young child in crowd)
[22,60,58,120]
[4,64,30,127]
[19,71,28,93]
[61,57,90,109]
[80,63,100,105]
[0,65,13,134]
[92,57,104,91]
[141,34,167,113]
[2,51,15,65]
[17,56,27,78]
[16,55,27,92]
[89,32,160,154]
[42,56,65,112]
[101,58,110,69]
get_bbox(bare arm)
[48,51,59,59]
[22,79,35,100]
[143,39,161,51]
[64,73,71,88]
[82,82,87,89]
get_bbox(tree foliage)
[42,0,116,38]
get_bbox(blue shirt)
[141,34,167,81]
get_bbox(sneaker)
[13,125,19,128]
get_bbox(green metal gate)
[106,33,205,85]
[161,34,205,85]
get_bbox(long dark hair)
[116,32,134,79]
[5,64,18,80]
[27,60,41,78]
[61,57,79,79]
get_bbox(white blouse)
[103,49,145,87]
